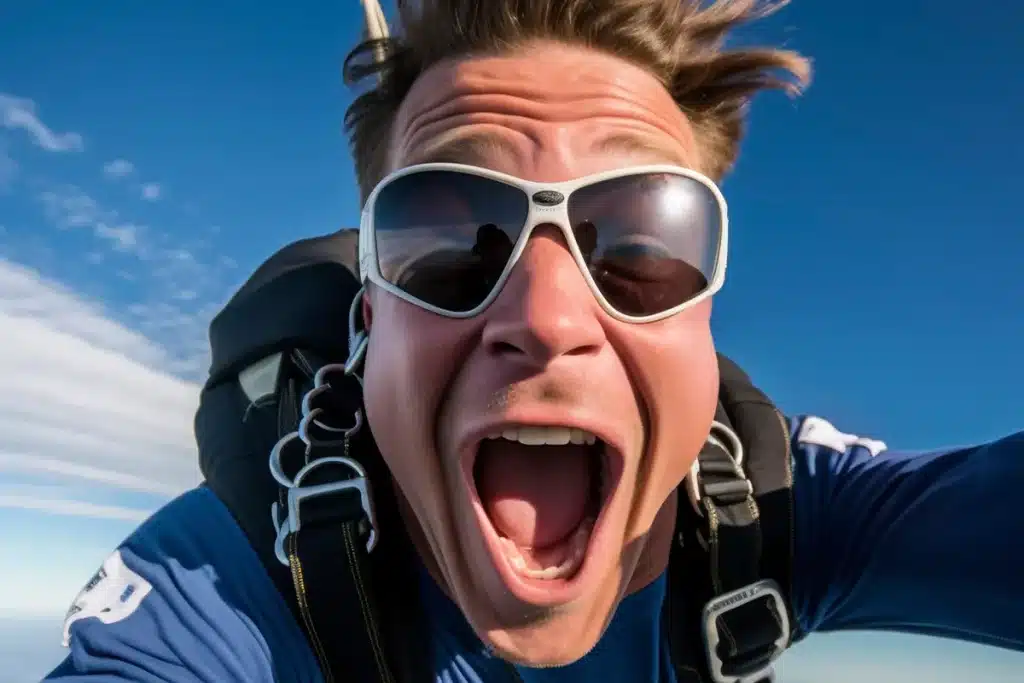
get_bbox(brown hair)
[342,0,811,200]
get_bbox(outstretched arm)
[790,415,1024,650]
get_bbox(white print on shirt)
[62,549,153,647]
[797,415,888,457]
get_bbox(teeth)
[498,518,593,580]
[487,426,597,446]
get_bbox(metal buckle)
[686,421,750,515]
[267,295,376,567]
[701,579,790,683]
[272,452,378,565]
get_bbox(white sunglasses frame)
[357,162,730,324]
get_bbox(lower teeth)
[499,518,593,580]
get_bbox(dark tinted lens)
[568,173,721,316]
[373,171,529,312]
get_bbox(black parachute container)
[194,230,364,599]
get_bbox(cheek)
[626,306,718,518]
[361,295,476,493]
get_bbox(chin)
[482,621,607,668]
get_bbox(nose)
[481,225,605,368]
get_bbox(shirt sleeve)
[41,488,320,683]
[790,415,1024,651]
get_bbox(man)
[45,1,1024,682]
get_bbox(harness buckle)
[272,450,378,565]
[701,579,791,683]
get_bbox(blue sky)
[0,1,1021,681]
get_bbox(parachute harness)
[268,289,394,683]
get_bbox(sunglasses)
[357,163,729,324]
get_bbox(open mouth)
[466,424,622,603]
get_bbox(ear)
[361,288,374,332]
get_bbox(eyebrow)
[405,131,522,166]
[591,133,692,167]
[406,129,691,169]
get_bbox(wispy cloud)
[38,184,108,231]
[0,257,202,520]
[0,91,239,380]
[31,184,238,377]
[0,495,151,522]
[0,93,83,153]
[0,454,184,497]
[141,182,161,201]
[102,159,134,178]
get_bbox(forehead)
[388,42,700,178]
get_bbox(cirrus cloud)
[1,93,83,153]
[0,258,203,515]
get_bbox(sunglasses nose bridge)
[512,218,591,278]
[481,227,606,366]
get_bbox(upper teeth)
[486,426,598,446]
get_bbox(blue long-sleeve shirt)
[44,416,1024,682]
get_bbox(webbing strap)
[286,492,392,683]
[668,355,793,683]
[700,435,785,682]
[269,352,429,683]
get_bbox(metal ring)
[302,371,365,435]
[710,421,745,468]
[686,421,745,515]
[291,455,378,552]
[302,385,362,435]
[273,519,289,565]
[300,383,331,420]
[269,431,307,489]
[313,362,350,389]
[298,407,364,447]
[271,500,283,531]
[686,456,702,515]
[292,454,368,486]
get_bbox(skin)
[361,41,720,666]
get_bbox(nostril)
[488,340,525,356]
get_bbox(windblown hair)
[343,0,811,200]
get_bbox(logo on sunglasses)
[531,190,565,207]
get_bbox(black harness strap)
[268,354,430,683]
[282,459,391,683]
[668,355,794,683]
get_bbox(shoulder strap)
[666,354,797,683]
[267,358,425,683]
[198,234,428,683]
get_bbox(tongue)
[475,441,592,549]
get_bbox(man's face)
[361,41,719,665]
